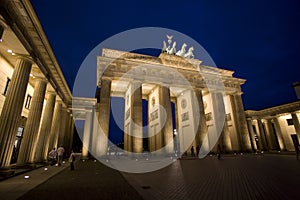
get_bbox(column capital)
[13,54,35,64]
[47,90,57,96]
[99,77,111,87]
[32,76,48,83]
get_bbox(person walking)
[57,146,65,165]
[49,148,57,166]
[69,150,76,170]
[196,145,200,157]
[191,146,195,157]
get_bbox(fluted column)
[257,119,268,150]
[48,101,62,151]
[159,86,173,154]
[34,92,56,162]
[131,81,143,153]
[273,117,286,151]
[210,92,226,152]
[194,89,208,148]
[230,94,252,152]
[57,107,68,147]
[222,118,232,152]
[247,119,257,151]
[291,112,300,142]
[97,77,111,156]
[68,116,75,153]
[82,110,93,159]
[0,57,33,169]
[265,119,278,150]
[17,78,47,166]
[63,111,71,156]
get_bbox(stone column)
[68,116,75,153]
[34,92,56,162]
[265,119,278,150]
[159,86,173,154]
[97,77,111,156]
[273,117,286,151]
[62,111,71,156]
[222,118,232,152]
[247,119,257,151]
[57,107,69,148]
[230,94,252,152]
[210,92,226,152]
[131,81,143,153]
[17,78,47,166]
[291,112,300,142]
[194,89,208,148]
[0,57,33,169]
[48,101,62,151]
[82,110,93,159]
[148,98,156,152]
[257,119,268,150]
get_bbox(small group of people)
[190,144,222,159]
[190,145,200,157]
[48,146,76,170]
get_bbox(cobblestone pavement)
[1,154,299,200]
[123,154,300,200]
[16,159,143,200]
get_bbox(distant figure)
[49,148,57,166]
[217,144,221,160]
[191,146,195,156]
[57,146,65,165]
[196,145,200,157]
[69,150,76,170]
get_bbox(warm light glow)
[7,49,12,53]
[44,168,48,171]
[24,175,30,179]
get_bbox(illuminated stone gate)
[87,48,253,156]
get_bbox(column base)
[0,169,15,179]
[14,163,37,169]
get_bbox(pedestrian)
[191,146,195,156]
[49,148,57,166]
[217,144,221,160]
[69,150,76,170]
[196,145,200,157]
[57,146,65,165]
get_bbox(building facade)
[246,100,300,152]
[0,0,74,171]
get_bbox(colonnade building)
[81,48,253,158]
[0,0,74,171]
[1,0,300,173]
[245,96,300,152]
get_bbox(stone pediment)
[158,53,202,71]
[102,48,202,71]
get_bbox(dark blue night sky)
[31,0,300,110]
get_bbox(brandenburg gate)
[73,44,252,159]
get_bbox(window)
[3,77,11,96]
[287,119,294,126]
[16,127,24,137]
[25,94,32,109]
